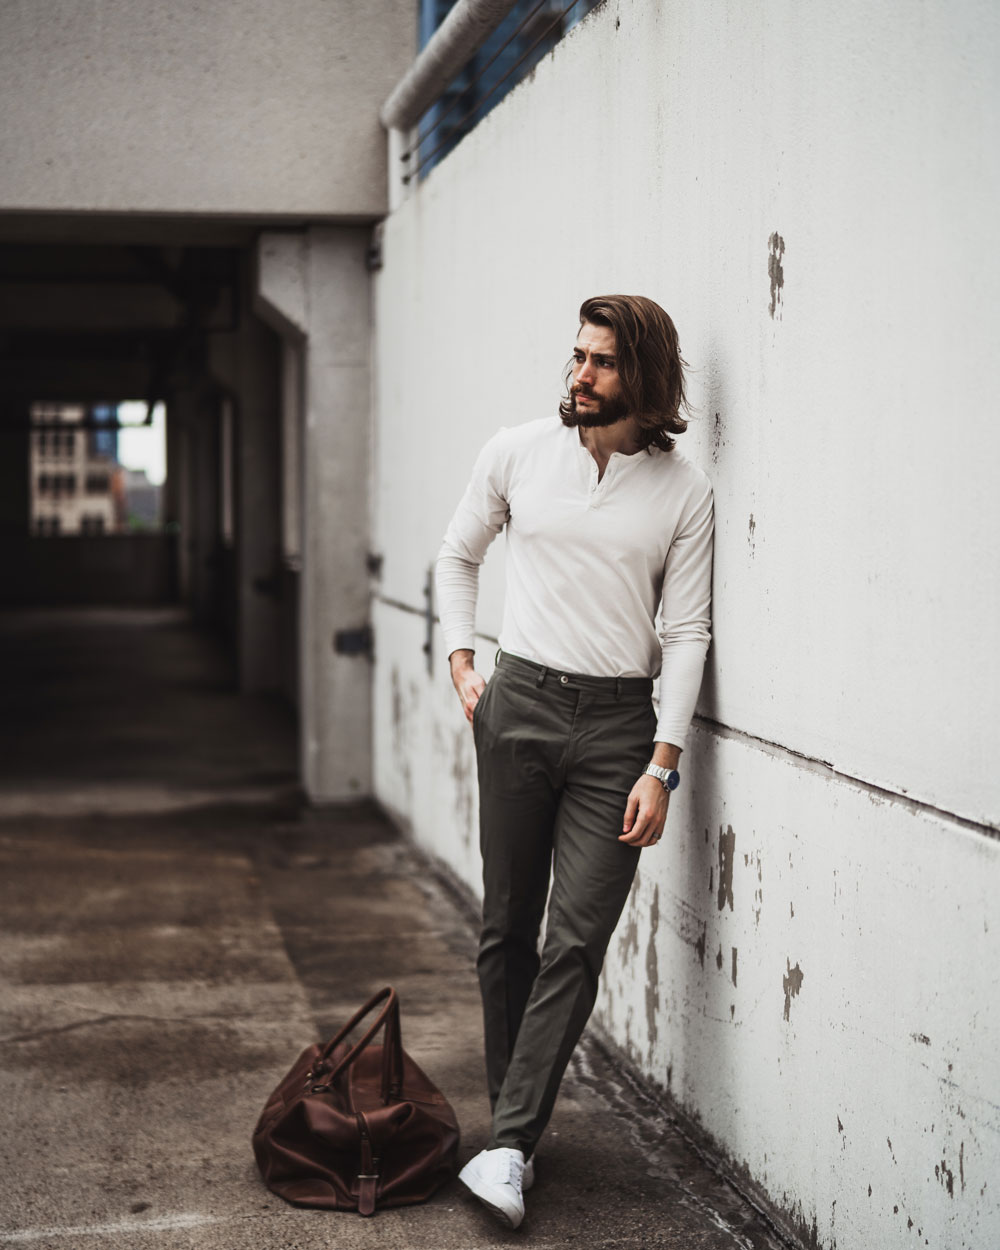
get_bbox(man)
[436,295,714,1229]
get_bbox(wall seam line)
[696,715,998,840]
[375,597,997,838]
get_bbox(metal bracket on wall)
[333,625,373,658]
[366,224,384,272]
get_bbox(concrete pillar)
[164,400,182,532]
[276,341,304,707]
[208,264,282,694]
[170,391,197,604]
[191,394,220,626]
[255,228,372,800]
[237,320,281,694]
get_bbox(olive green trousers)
[472,651,656,1157]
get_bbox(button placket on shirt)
[586,454,620,509]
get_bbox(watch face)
[665,770,680,791]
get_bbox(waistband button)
[559,674,569,685]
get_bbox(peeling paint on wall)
[451,725,475,847]
[745,848,763,926]
[768,231,785,319]
[389,666,413,800]
[936,1157,955,1197]
[617,875,641,963]
[717,825,736,912]
[664,886,709,967]
[731,946,738,987]
[645,885,660,1053]
[782,958,804,1021]
[711,410,722,464]
[391,666,403,751]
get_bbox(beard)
[560,385,631,430]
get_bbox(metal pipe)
[380,0,522,132]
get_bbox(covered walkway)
[0,611,786,1248]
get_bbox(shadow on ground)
[0,610,788,1249]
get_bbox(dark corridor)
[0,609,297,815]
[0,226,295,707]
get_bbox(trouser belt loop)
[535,666,548,688]
[615,677,622,700]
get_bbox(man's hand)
[619,775,669,847]
[449,649,486,725]
[620,742,681,848]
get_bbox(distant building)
[30,403,119,536]
[89,403,118,462]
[121,467,161,529]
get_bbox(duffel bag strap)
[322,987,405,1104]
[356,1112,378,1217]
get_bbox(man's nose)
[577,358,595,384]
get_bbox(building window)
[412,0,602,179]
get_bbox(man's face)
[568,322,629,427]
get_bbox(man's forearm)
[435,552,481,659]
[650,741,681,770]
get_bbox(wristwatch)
[644,764,680,792]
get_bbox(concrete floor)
[0,609,789,1249]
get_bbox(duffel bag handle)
[321,986,404,1103]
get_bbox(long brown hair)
[559,295,689,452]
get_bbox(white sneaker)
[458,1147,526,1228]
[522,1154,535,1191]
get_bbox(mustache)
[571,384,594,398]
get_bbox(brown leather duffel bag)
[252,986,460,1214]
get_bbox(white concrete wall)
[256,228,374,800]
[0,0,415,219]
[372,1,1000,1247]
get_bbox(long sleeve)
[435,431,511,658]
[655,474,715,748]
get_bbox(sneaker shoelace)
[489,1151,523,1187]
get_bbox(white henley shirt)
[435,417,714,749]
